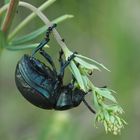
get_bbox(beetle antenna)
[83,98,96,114]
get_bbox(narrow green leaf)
[104,120,108,133]
[115,116,122,125]
[92,90,100,110]
[5,43,39,51]
[76,54,110,72]
[81,75,89,91]
[69,61,85,91]
[95,87,117,103]
[110,116,115,123]
[121,119,127,125]
[103,110,110,122]
[106,104,123,114]
[100,112,105,120]
[11,26,47,45]
[75,57,100,71]
[52,14,74,24]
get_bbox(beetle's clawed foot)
[59,49,64,63]
[45,23,57,39]
[59,49,64,57]
[67,51,78,61]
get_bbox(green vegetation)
[0,0,139,140]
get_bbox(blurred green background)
[0,0,140,140]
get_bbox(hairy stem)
[9,0,56,40]
[2,0,19,35]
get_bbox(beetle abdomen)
[15,55,56,109]
[15,67,53,109]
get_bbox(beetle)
[15,24,95,113]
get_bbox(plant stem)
[14,1,70,54]
[2,0,19,35]
[8,0,56,40]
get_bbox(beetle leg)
[31,24,57,56]
[45,23,57,38]
[31,39,49,57]
[39,49,57,73]
[82,98,96,114]
[59,49,64,67]
[72,74,76,85]
[58,52,77,79]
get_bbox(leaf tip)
[67,14,74,18]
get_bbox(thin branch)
[2,0,19,35]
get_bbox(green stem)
[8,0,56,40]
[11,1,70,54]
[2,0,19,35]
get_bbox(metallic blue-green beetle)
[15,24,95,113]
